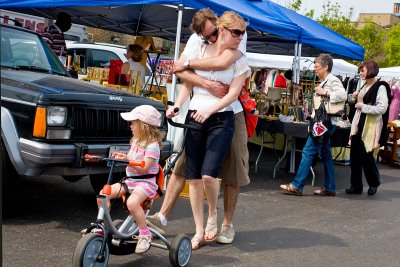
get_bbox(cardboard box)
[179,178,222,199]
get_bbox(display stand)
[142,50,168,96]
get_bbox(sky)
[271,0,397,20]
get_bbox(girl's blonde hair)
[131,119,164,147]
[218,11,246,31]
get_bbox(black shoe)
[345,187,363,194]
[367,187,378,196]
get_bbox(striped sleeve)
[144,142,160,161]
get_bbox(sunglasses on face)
[201,27,219,41]
[224,27,245,38]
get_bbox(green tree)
[384,25,400,66]
[353,20,387,64]
[287,0,302,12]
[285,0,390,64]
[316,1,357,40]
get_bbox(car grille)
[70,107,131,139]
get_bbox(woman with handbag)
[346,61,391,196]
[280,53,347,196]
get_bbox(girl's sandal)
[191,233,206,250]
[204,214,218,242]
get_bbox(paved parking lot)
[2,143,400,266]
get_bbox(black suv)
[1,23,173,195]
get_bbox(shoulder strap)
[125,173,156,179]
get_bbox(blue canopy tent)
[247,0,364,61]
[0,0,301,54]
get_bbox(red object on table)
[108,59,123,84]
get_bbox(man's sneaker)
[135,234,152,254]
[216,224,235,244]
[146,213,166,235]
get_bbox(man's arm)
[175,49,242,73]
[186,49,243,71]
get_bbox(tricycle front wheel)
[72,233,109,267]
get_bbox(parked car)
[66,41,173,87]
[66,42,146,79]
[0,23,173,200]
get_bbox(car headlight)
[47,106,67,126]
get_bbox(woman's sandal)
[204,214,218,242]
[191,233,206,250]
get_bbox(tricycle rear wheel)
[169,234,192,267]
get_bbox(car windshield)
[1,26,68,76]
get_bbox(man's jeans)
[291,126,336,192]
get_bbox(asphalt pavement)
[2,143,400,267]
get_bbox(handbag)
[310,99,332,142]
[314,95,345,116]
[313,81,345,116]
[239,85,258,137]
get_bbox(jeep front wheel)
[1,139,18,207]
[63,175,85,183]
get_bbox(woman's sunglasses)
[201,27,219,41]
[224,27,246,38]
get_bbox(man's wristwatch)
[183,59,190,69]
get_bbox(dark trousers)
[350,134,381,189]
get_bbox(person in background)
[147,8,250,247]
[388,81,399,121]
[166,11,249,250]
[42,12,71,67]
[99,105,163,254]
[346,61,391,196]
[133,36,155,70]
[280,53,347,197]
[121,44,146,88]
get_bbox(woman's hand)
[172,62,186,74]
[166,106,179,118]
[355,102,364,110]
[314,86,327,96]
[191,109,212,123]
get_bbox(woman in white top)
[167,11,250,250]
[121,44,146,88]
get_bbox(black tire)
[108,219,136,255]
[1,139,18,211]
[89,172,124,194]
[72,233,109,267]
[169,234,192,267]
[63,175,85,182]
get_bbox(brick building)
[358,3,400,28]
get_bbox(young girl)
[101,104,162,254]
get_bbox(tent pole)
[297,43,302,84]
[167,4,184,145]
[170,4,183,102]
[293,42,298,85]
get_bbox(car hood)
[1,68,164,109]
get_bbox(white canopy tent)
[378,66,400,78]
[247,53,358,76]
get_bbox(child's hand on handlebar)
[166,106,179,118]
[112,152,128,160]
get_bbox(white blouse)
[189,44,250,113]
